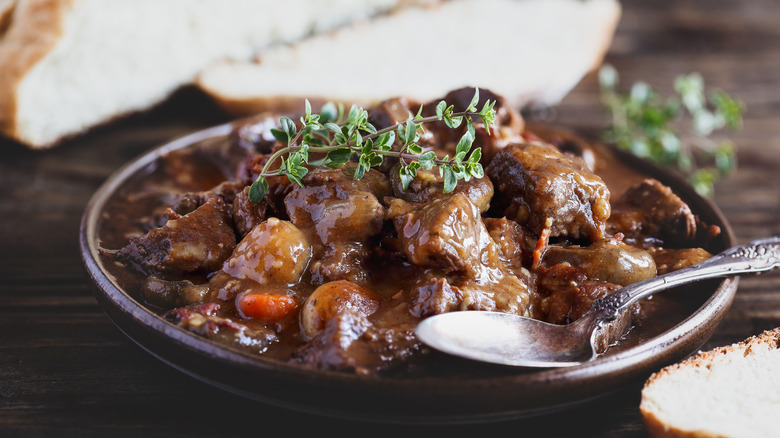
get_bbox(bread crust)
[0,0,75,142]
[642,410,726,438]
[0,0,17,36]
[640,328,780,438]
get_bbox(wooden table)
[2,0,779,436]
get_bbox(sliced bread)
[196,0,621,116]
[0,0,424,148]
[640,328,780,438]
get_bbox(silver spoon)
[415,237,780,368]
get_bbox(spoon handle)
[592,236,780,322]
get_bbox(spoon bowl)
[416,237,780,368]
[416,310,600,367]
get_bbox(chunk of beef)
[607,178,697,245]
[284,164,392,285]
[367,97,437,173]
[388,162,495,213]
[235,153,296,218]
[169,180,246,216]
[288,186,386,245]
[483,217,535,268]
[535,263,622,325]
[407,277,463,317]
[407,273,535,318]
[393,194,536,317]
[231,185,277,238]
[229,113,281,154]
[523,123,599,172]
[308,242,372,285]
[534,262,637,349]
[368,97,415,130]
[142,276,209,308]
[164,303,277,353]
[392,193,499,279]
[117,198,236,276]
[420,87,525,165]
[285,164,391,243]
[290,308,422,376]
[487,142,611,242]
[145,180,245,229]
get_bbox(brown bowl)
[80,123,737,424]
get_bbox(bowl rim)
[79,122,738,423]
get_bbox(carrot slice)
[238,293,297,321]
[532,218,553,270]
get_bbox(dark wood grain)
[2,0,779,436]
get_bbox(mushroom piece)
[300,280,380,338]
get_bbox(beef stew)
[99,88,722,376]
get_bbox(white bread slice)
[640,328,780,438]
[196,0,621,117]
[0,0,425,148]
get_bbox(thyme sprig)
[599,65,745,197]
[248,88,497,203]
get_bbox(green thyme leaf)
[399,172,414,192]
[334,130,348,145]
[320,102,338,123]
[324,122,341,133]
[435,101,446,120]
[467,147,481,165]
[280,116,296,142]
[466,118,475,140]
[327,147,353,166]
[468,162,484,179]
[455,130,474,157]
[286,172,304,187]
[375,131,395,149]
[363,122,378,135]
[415,104,425,120]
[346,105,360,125]
[304,99,312,122]
[399,161,421,192]
[467,88,480,112]
[353,159,368,180]
[418,151,436,170]
[445,115,463,129]
[270,128,287,143]
[248,176,269,203]
[406,143,424,155]
[442,166,457,193]
[398,169,414,192]
[404,118,417,145]
[479,100,496,133]
[361,138,374,156]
